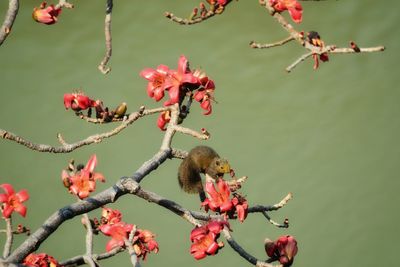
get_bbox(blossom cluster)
[64,92,127,121]
[190,220,228,260]
[94,207,159,260]
[201,178,248,222]
[140,55,215,130]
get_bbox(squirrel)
[178,146,231,199]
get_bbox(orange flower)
[62,155,105,199]
[265,235,298,266]
[32,2,61,25]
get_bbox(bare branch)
[164,11,217,25]
[2,218,13,258]
[0,106,169,153]
[257,1,384,72]
[98,0,113,74]
[0,0,19,46]
[250,36,295,49]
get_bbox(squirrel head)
[210,158,231,178]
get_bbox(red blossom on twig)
[269,0,303,24]
[32,2,62,25]
[23,253,60,267]
[63,92,97,112]
[61,155,105,199]
[140,55,216,129]
[140,65,170,102]
[265,235,298,266]
[0,183,29,218]
[190,220,228,260]
[100,222,134,252]
[201,179,249,222]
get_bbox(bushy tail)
[178,157,203,194]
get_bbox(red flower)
[63,92,96,111]
[190,221,227,260]
[23,253,59,267]
[100,222,134,252]
[62,155,105,199]
[101,207,122,225]
[140,65,170,102]
[269,0,302,24]
[265,235,298,266]
[0,183,29,218]
[202,179,233,213]
[132,229,159,260]
[32,2,62,25]
[163,55,199,106]
[193,69,215,115]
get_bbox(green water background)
[0,0,399,266]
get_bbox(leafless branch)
[0,0,19,46]
[2,218,13,258]
[250,36,295,49]
[257,1,385,72]
[0,106,169,153]
[98,0,113,74]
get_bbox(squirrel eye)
[215,160,220,166]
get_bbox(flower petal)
[16,189,29,202]
[0,184,15,195]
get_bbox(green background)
[0,0,399,266]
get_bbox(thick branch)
[0,0,19,46]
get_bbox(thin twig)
[172,125,209,140]
[82,214,93,255]
[250,36,295,49]
[0,0,19,46]
[2,218,13,258]
[98,0,113,74]
[164,11,217,25]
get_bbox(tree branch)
[98,0,113,74]
[0,106,169,153]
[0,0,19,46]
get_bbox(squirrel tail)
[178,157,203,194]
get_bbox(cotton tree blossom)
[265,235,298,266]
[32,2,62,25]
[61,155,105,199]
[269,0,303,24]
[0,183,29,218]
[201,179,249,222]
[190,220,228,260]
